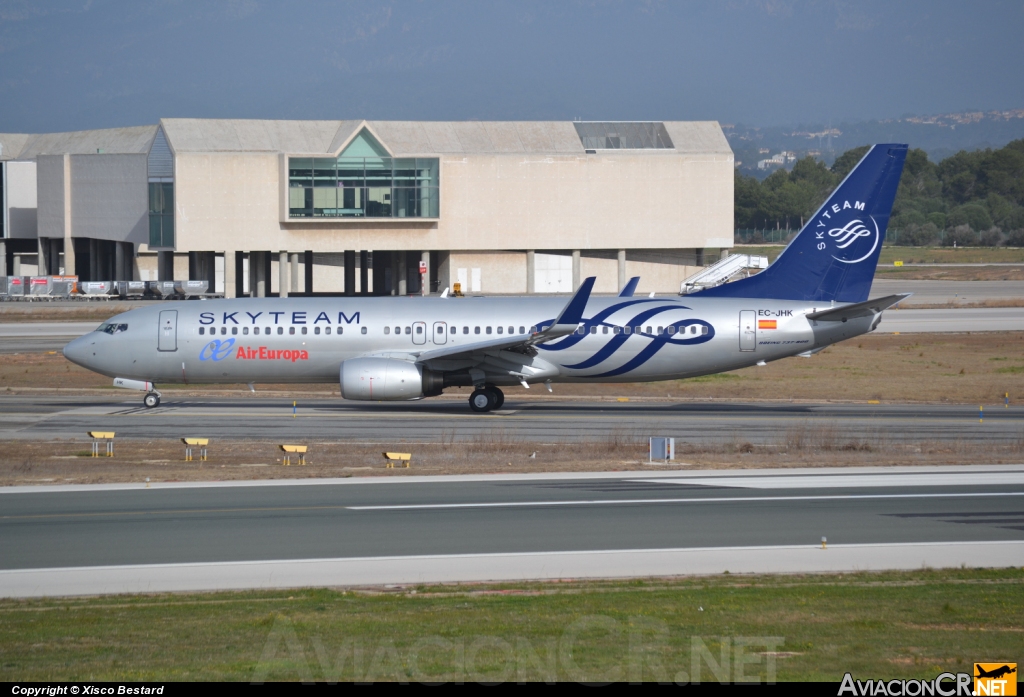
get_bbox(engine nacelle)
[339,357,443,401]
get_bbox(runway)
[0,394,1020,446]
[2,465,1023,596]
[871,279,1024,304]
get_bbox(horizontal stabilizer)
[806,294,911,322]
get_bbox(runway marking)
[637,473,1024,489]
[0,504,353,520]
[347,491,1024,511]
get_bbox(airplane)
[976,665,1016,680]
[63,144,909,413]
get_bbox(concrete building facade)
[0,119,734,296]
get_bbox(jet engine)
[339,357,444,400]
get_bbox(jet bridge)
[679,253,769,295]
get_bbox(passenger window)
[384,327,390,335]
[361,327,367,334]
[508,326,514,334]
[590,326,597,334]
[497,326,503,334]
[265,327,272,335]
[463,326,469,334]
[243,327,249,335]
[657,327,663,335]
[701,325,708,335]
[314,327,320,335]
[289,327,295,335]
[301,327,308,335]
[645,326,652,334]
[668,326,675,334]
[277,327,284,335]
[486,327,492,334]
[519,326,525,334]
[198,327,205,335]
[230,327,237,335]
[602,326,608,334]
[221,327,227,335]
[337,327,343,335]
[436,326,444,334]
[529,326,537,333]
[613,326,621,334]
[576,327,585,335]
[326,327,332,335]
[416,325,423,334]
[405,327,411,335]
[450,326,456,334]
[474,327,480,334]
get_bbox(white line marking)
[636,472,1024,489]
[347,491,1024,511]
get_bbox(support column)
[397,253,407,296]
[289,253,299,293]
[360,250,369,296]
[254,252,266,298]
[278,251,289,298]
[617,249,626,292]
[62,154,75,277]
[0,240,6,277]
[421,250,430,296]
[572,250,581,290]
[13,254,21,276]
[157,250,173,282]
[526,250,535,294]
[223,251,236,298]
[37,238,49,276]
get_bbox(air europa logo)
[236,346,309,362]
[198,339,235,361]
[813,199,880,265]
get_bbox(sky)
[1,0,1022,133]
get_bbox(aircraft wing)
[806,294,911,322]
[410,276,596,364]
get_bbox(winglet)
[553,276,595,326]
[618,276,640,297]
[531,276,596,342]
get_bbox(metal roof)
[3,120,731,159]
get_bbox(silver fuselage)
[63,294,877,387]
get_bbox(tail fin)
[695,144,908,303]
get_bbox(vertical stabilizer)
[695,144,908,303]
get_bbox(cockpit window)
[97,323,128,335]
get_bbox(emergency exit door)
[158,310,178,352]
[412,321,426,345]
[433,321,447,345]
[739,310,756,352]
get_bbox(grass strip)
[1,568,1021,682]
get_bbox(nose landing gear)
[468,385,504,413]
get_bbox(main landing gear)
[143,392,161,408]
[469,385,505,413]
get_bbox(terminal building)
[0,119,734,297]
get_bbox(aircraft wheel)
[489,386,505,409]
[469,389,495,413]
[144,393,160,408]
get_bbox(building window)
[572,122,674,150]
[148,182,174,248]
[287,129,438,219]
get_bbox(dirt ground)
[3,433,1022,487]
[4,331,1022,404]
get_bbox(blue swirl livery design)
[537,298,715,377]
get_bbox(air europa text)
[236,346,309,362]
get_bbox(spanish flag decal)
[758,319,777,330]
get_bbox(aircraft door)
[739,310,756,352]
[432,321,447,345]
[412,321,427,345]
[158,310,178,352]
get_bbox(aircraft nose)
[62,335,91,368]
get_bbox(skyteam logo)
[199,338,235,361]
[814,199,880,265]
